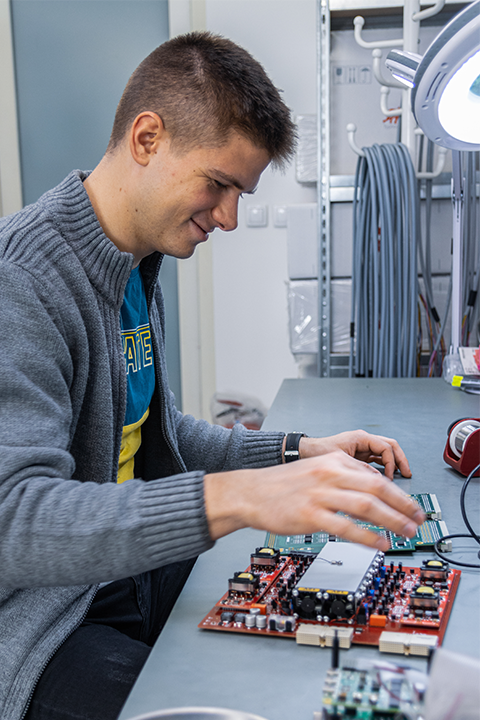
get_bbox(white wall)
[205,0,318,410]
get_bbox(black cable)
[460,462,480,545]
[434,463,480,569]
[434,535,480,568]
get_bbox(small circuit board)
[320,661,427,719]
[264,494,451,556]
[198,543,460,654]
[414,493,442,520]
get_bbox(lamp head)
[386,0,480,151]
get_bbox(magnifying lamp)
[385,0,480,353]
[386,0,480,150]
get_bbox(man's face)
[130,131,270,261]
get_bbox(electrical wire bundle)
[416,137,451,377]
[350,143,419,377]
[461,151,480,347]
[417,144,480,376]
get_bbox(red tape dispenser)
[444,418,480,477]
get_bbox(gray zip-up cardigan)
[0,171,285,719]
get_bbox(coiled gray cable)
[350,146,479,378]
[350,143,419,377]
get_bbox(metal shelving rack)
[316,0,332,377]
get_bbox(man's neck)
[83,153,139,263]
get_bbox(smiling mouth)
[191,219,213,238]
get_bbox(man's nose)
[211,194,239,232]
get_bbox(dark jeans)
[25,558,196,720]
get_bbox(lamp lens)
[470,74,480,99]
[438,49,480,144]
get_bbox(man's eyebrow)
[211,170,258,195]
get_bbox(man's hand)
[204,451,424,550]
[296,430,411,480]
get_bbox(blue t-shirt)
[118,266,155,482]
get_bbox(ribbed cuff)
[239,430,285,468]
[138,471,214,566]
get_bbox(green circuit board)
[321,663,423,719]
[265,494,451,555]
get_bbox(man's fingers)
[361,461,382,475]
[344,431,411,479]
[365,472,425,524]
[323,488,421,539]
[319,451,395,487]
[365,455,395,477]
[299,432,412,480]
[372,435,411,479]
[317,512,390,551]
[315,458,426,528]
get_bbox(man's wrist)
[283,432,307,463]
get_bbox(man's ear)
[129,112,167,166]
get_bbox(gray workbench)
[118,378,480,720]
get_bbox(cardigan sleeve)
[174,411,285,473]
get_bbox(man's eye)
[213,180,227,190]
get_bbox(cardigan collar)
[42,170,163,309]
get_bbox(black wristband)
[284,432,307,463]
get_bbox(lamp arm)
[450,150,464,353]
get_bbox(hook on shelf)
[380,87,403,118]
[346,124,365,157]
[414,133,448,178]
[412,0,445,22]
[353,16,404,49]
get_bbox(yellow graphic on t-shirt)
[122,325,152,375]
[117,408,150,484]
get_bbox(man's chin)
[164,244,198,260]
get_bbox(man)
[0,32,423,720]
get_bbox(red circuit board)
[198,552,461,648]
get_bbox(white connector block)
[296,625,354,649]
[379,631,438,656]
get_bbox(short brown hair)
[107,32,296,169]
